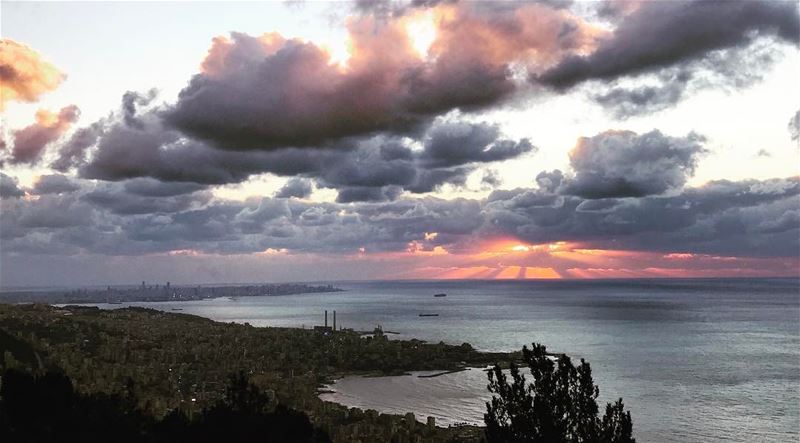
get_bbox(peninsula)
[0,303,515,442]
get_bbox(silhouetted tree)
[0,369,148,443]
[181,371,330,443]
[485,343,634,443]
[1,369,330,443]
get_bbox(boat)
[433,293,447,297]
[418,313,439,317]
[171,308,184,311]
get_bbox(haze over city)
[1,0,798,286]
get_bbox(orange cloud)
[10,105,80,164]
[0,39,65,111]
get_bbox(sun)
[406,12,437,58]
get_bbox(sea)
[80,278,798,442]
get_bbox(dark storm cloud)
[32,174,80,195]
[76,117,283,185]
[83,181,212,215]
[561,130,706,199]
[73,110,530,201]
[122,178,206,197]
[336,185,403,203]
[0,172,25,198]
[10,105,80,164]
[419,121,535,168]
[403,166,472,193]
[538,0,800,89]
[275,177,313,199]
[15,194,94,229]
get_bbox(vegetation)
[0,304,636,442]
[485,343,634,443]
[0,369,329,443]
[0,303,509,441]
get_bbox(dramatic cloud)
[0,39,65,110]
[2,174,797,261]
[32,174,80,195]
[419,121,534,167]
[561,130,706,199]
[121,89,158,129]
[591,38,783,119]
[484,177,800,257]
[51,120,105,172]
[9,106,80,164]
[69,107,531,201]
[592,71,690,119]
[538,0,799,89]
[0,172,25,199]
[83,181,212,215]
[162,4,601,149]
[6,2,798,284]
[275,177,313,199]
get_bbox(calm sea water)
[86,278,799,442]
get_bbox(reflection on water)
[320,369,493,427]
[87,278,800,442]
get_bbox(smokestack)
[333,311,336,331]
[325,310,328,327]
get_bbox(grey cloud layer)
[2,171,797,258]
[68,103,533,202]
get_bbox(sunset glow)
[1,1,797,286]
[406,12,437,58]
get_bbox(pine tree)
[485,343,635,443]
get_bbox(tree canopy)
[485,343,634,443]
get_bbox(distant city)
[0,282,344,304]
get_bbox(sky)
[0,0,798,287]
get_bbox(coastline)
[0,303,512,441]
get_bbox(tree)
[485,343,634,443]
